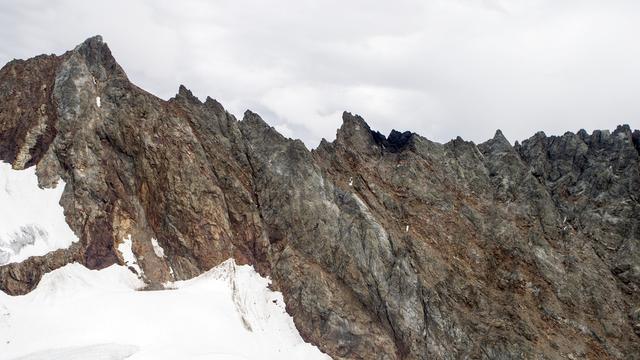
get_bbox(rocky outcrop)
[1,36,639,359]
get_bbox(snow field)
[0,260,330,360]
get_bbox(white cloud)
[0,0,638,147]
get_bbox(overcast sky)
[1,0,639,147]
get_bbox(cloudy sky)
[1,0,639,147]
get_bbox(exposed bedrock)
[1,36,639,359]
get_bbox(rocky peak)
[492,128,509,144]
[334,111,379,154]
[74,34,104,49]
[576,128,590,142]
[241,110,282,142]
[334,111,415,157]
[633,129,640,154]
[174,84,201,104]
[479,129,512,154]
[614,123,632,134]
[69,35,127,83]
[385,130,414,153]
[242,109,268,127]
[204,96,225,114]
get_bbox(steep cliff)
[1,36,639,359]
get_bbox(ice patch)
[151,238,165,258]
[0,163,78,265]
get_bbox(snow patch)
[117,235,142,276]
[0,260,329,360]
[151,238,165,258]
[0,163,78,265]
[95,96,101,108]
[348,177,353,186]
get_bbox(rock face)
[1,36,639,359]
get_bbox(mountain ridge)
[1,36,639,359]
